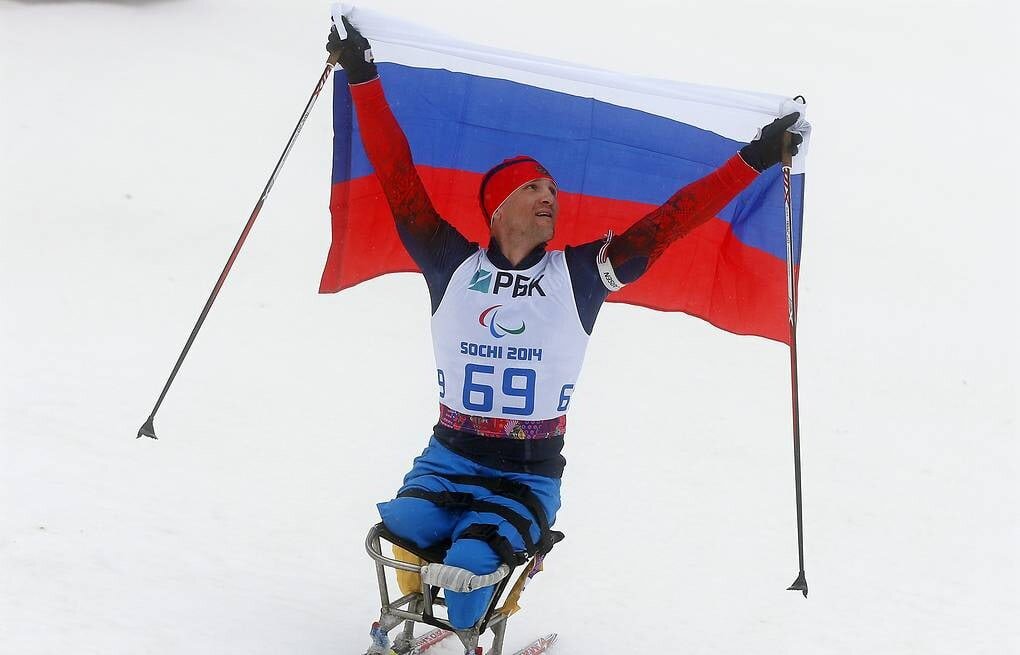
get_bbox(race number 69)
[462,364,536,416]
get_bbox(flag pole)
[781,130,809,597]
[136,53,341,440]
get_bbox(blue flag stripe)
[333,63,803,264]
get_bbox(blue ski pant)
[377,438,561,630]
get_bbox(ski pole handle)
[782,131,793,168]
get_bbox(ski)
[506,633,557,655]
[400,628,454,655]
[365,623,453,655]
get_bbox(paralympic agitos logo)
[478,304,526,338]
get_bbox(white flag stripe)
[332,3,811,173]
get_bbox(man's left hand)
[327,16,378,85]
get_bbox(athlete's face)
[491,178,559,245]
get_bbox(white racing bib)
[432,249,589,423]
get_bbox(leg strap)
[430,474,565,555]
[396,488,538,554]
[458,522,529,567]
[436,475,551,536]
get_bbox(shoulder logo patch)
[468,268,492,293]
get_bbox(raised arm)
[605,113,802,285]
[328,19,474,306]
[347,78,445,249]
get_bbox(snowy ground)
[1,0,1017,653]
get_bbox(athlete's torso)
[432,249,589,436]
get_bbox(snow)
[1,0,1017,653]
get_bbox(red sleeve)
[349,78,444,249]
[349,78,475,310]
[607,154,759,283]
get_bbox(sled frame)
[365,523,534,654]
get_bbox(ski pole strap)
[396,488,539,555]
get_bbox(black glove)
[327,16,378,85]
[739,112,803,172]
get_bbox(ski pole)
[137,52,340,440]
[781,129,809,597]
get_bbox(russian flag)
[319,5,811,344]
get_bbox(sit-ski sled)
[361,522,560,655]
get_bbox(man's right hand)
[738,113,803,172]
[327,16,378,84]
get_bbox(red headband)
[479,156,554,222]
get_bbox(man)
[328,18,801,630]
